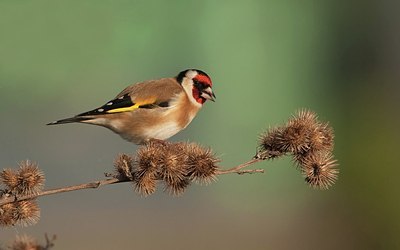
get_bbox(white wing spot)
[107,102,113,106]
[98,108,104,112]
[119,96,124,99]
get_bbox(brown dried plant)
[4,234,56,250]
[113,154,134,180]
[113,141,219,196]
[257,109,338,189]
[0,161,44,228]
[0,200,40,227]
[0,161,45,196]
[301,151,338,189]
[0,203,15,227]
[0,108,338,229]
[12,200,40,227]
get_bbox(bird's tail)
[47,116,92,125]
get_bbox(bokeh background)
[1,1,399,249]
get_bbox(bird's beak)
[201,87,216,102]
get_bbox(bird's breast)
[141,120,182,140]
[141,93,200,140]
[107,92,201,143]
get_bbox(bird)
[47,69,216,144]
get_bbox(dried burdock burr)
[163,177,191,196]
[0,168,19,191]
[257,109,338,189]
[135,174,157,196]
[301,151,338,189]
[259,109,334,157]
[130,141,220,196]
[13,200,40,227]
[1,161,45,196]
[159,144,188,182]
[1,200,41,228]
[114,154,134,180]
[7,234,56,250]
[16,161,45,196]
[0,203,16,227]
[258,126,287,155]
[184,143,219,185]
[281,122,312,154]
[9,235,38,250]
[309,121,334,153]
[133,141,166,196]
[287,109,335,154]
[159,144,191,195]
[280,109,320,154]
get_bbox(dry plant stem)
[0,159,265,206]
[0,177,130,206]
[216,158,265,175]
[44,233,57,250]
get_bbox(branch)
[0,109,338,230]
[216,158,264,175]
[0,159,264,206]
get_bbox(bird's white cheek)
[181,79,202,108]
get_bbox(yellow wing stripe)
[106,98,157,114]
[106,104,140,113]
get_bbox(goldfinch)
[48,69,215,144]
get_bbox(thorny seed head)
[163,178,191,196]
[258,109,335,155]
[159,144,189,187]
[114,154,134,180]
[280,122,312,154]
[9,235,40,250]
[301,151,338,189]
[294,109,318,123]
[258,109,338,189]
[133,141,167,196]
[134,141,165,175]
[13,200,40,227]
[1,161,45,196]
[0,203,16,227]
[184,143,219,185]
[134,174,157,196]
[258,126,288,154]
[309,122,334,152]
[291,109,335,153]
[282,109,321,154]
[130,141,220,196]
[0,168,18,190]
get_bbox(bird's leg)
[147,138,169,146]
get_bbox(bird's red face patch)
[194,74,212,87]
[192,88,205,104]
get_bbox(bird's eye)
[193,79,203,89]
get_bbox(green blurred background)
[1,1,399,249]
